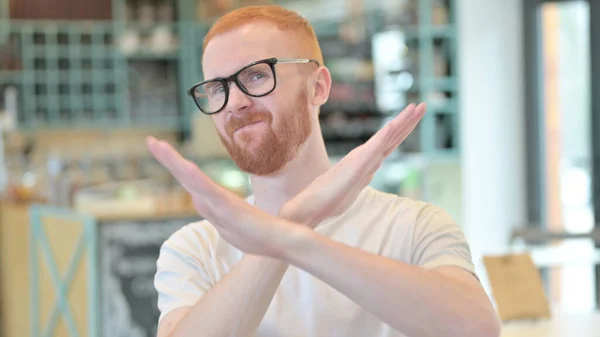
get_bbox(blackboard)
[99,216,199,337]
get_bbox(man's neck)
[249,137,331,215]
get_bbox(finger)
[371,102,423,158]
[147,136,192,178]
[384,103,417,135]
[389,102,425,143]
[350,103,418,170]
[366,104,416,148]
[385,102,426,154]
[337,103,420,173]
[399,102,426,141]
[146,136,210,193]
[384,103,421,144]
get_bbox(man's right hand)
[280,103,426,227]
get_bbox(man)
[148,5,500,337]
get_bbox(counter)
[0,202,200,337]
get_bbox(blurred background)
[0,0,599,336]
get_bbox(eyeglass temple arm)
[277,58,320,67]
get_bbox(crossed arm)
[151,104,500,337]
[157,216,500,337]
[283,228,500,337]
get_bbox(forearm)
[168,210,309,337]
[170,254,288,337]
[283,229,499,337]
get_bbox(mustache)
[226,110,273,135]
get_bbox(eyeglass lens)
[192,62,275,114]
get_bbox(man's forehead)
[202,23,299,78]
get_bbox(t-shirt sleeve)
[154,224,214,324]
[411,204,477,278]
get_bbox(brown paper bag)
[483,253,551,322]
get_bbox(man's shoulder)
[161,219,219,255]
[358,187,433,218]
[352,187,457,232]
[160,218,243,265]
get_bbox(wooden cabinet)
[0,202,198,337]
[0,203,30,337]
[0,203,94,337]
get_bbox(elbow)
[466,311,501,337]
[481,318,501,337]
[484,316,502,337]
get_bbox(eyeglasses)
[187,57,320,115]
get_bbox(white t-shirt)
[154,186,477,337]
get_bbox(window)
[525,0,600,313]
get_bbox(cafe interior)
[0,0,599,336]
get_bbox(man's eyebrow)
[202,69,232,82]
[203,81,221,88]
[202,71,227,81]
[201,66,226,81]
[203,59,261,81]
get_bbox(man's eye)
[250,73,266,81]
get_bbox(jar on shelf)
[432,0,449,25]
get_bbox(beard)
[218,89,312,176]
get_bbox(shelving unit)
[311,0,459,158]
[1,0,460,159]
[0,0,203,134]
[7,21,128,128]
[414,0,459,158]
[0,0,7,46]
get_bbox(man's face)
[202,23,314,176]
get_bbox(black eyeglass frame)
[187,57,320,115]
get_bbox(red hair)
[203,5,324,65]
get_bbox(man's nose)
[226,82,251,115]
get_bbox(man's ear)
[312,66,332,106]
